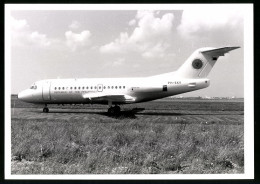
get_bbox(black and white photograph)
[5,4,254,179]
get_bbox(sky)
[8,5,246,97]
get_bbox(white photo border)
[5,3,254,180]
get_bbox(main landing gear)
[43,104,49,113]
[108,105,121,115]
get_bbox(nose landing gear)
[43,104,49,113]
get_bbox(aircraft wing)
[201,47,240,57]
[82,93,136,103]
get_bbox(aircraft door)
[163,85,167,91]
[42,81,51,101]
[97,84,103,92]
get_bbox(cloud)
[102,57,126,68]
[100,10,174,59]
[133,64,140,68]
[128,19,136,26]
[142,42,170,59]
[11,17,29,31]
[65,30,92,51]
[112,58,125,66]
[177,7,244,38]
[100,32,130,54]
[131,11,174,43]
[10,17,92,51]
[11,17,54,48]
[29,31,51,47]
[69,21,81,30]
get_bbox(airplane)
[18,46,240,115]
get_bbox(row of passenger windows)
[54,86,126,90]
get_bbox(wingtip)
[226,46,240,51]
[230,46,240,49]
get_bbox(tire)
[114,106,121,114]
[110,107,115,114]
[108,106,120,115]
[43,108,49,113]
[108,107,113,114]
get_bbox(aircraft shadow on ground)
[98,111,137,119]
[41,108,241,119]
[46,108,146,119]
[43,108,183,119]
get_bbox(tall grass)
[11,118,243,174]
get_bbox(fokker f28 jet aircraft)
[18,46,240,114]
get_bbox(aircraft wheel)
[43,107,49,113]
[114,106,121,114]
[108,107,114,114]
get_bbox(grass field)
[11,95,244,174]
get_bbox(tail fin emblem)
[192,59,203,69]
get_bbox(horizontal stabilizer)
[201,47,240,57]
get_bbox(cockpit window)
[30,84,37,89]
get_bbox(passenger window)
[112,86,114,89]
[74,87,77,90]
[108,86,110,89]
[115,86,117,89]
[58,87,61,90]
[82,87,84,89]
[119,86,121,89]
[104,86,106,89]
[62,87,65,90]
[95,86,97,89]
[123,86,125,89]
[91,87,93,89]
[70,87,72,90]
[87,87,88,89]
[54,87,57,90]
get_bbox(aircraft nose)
[18,90,32,102]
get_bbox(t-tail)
[176,47,240,79]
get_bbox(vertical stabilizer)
[176,47,240,78]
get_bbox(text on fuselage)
[168,81,181,85]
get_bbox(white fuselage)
[18,76,210,105]
[17,46,239,109]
